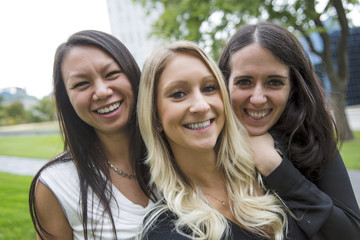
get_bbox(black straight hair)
[29,30,155,239]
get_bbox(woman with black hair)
[29,30,156,240]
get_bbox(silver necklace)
[107,161,136,179]
[204,192,226,206]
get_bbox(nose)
[189,93,210,113]
[250,85,267,105]
[93,81,112,101]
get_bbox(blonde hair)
[137,41,287,239]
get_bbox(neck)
[97,132,131,166]
[172,148,223,188]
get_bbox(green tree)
[0,95,3,110]
[32,96,56,122]
[4,101,28,125]
[135,0,358,140]
[0,95,5,125]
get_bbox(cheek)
[127,94,135,111]
[279,90,291,107]
[156,103,174,131]
[272,92,290,119]
[68,94,87,116]
[230,89,246,107]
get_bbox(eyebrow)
[67,73,88,81]
[161,75,216,92]
[268,75,288,79]
[66,61,118,82]
[233,74,288,79]
[161,80,188,93]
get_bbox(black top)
[264,153,360,239]
[142,210,307,239]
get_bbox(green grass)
[0,134,63,159]
[0,132,358,169]
[0,172,36,240]
[0,131,358,239]
[340,131,360,170]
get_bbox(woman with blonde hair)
[137,41,306,239]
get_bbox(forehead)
[63,45,111,63]
[61,45,116,75]
[162,53,211,78]
[158,53,215,89]
[230,44,289,73]
[166,52,203,68]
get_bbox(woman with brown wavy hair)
[219,22,360,239]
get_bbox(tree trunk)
[321,44,354,141]
[329,0,354,141]
[329,76,354,141]
[316,0,354,141]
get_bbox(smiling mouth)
[95,101,122,114]
[184,119,213,130]
[245,109,271,120]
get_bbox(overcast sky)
[0,1,359,99]
[0,0,111,99]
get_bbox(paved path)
[0,155,359,205]
[0,155,47,176]
[346,105,360,131]
[348,169,360,204]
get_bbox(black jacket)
[264,153,360,239]
[142,210,306,239]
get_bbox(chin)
[247,128,267,136]
[195,143,217,151]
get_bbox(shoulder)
[43,151,75,173]
[39,152,78,189]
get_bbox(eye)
[169,90,186,99]
[267,79,285,87]
[105,70,121,79]
[202,84,216,93]
[235,78,252,86]
[72,81,89,89]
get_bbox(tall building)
[106,0,163,68]
[302,26,360,106]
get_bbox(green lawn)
[0,134,63,159]
[0,131,358,169]
[0,131,358,239]
[0,172,36,240]
[339,131,360,170]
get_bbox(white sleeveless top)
[39,161,154,240]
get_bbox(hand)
[247,133,282,177]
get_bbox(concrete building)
[330,27,360,106]
[301,24,360,106]
[106,0,163,68]
[0,87,38,110]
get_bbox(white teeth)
[186,120,211,130]
[96,102,121,114]
[245,109,270,120]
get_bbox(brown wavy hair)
[219,22,339,182]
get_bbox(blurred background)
[0,0,359,239]
[0,0,359,139]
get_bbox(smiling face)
[61,45,134,137]
[228,44,291,136]
[156,53,225,154]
